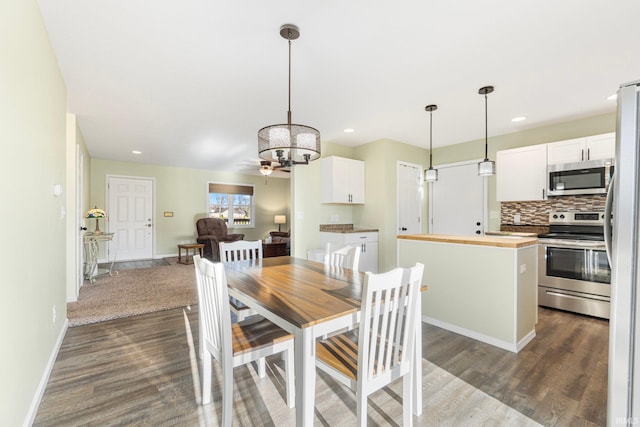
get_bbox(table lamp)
[274,215,286,232]
[86,206,107,234]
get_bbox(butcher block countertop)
[397,233,538,249]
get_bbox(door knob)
[401,227,407,231]
[80,226,87,231]
[476,230,481,234]
[476,222,481,226]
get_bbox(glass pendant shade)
[425,167,438,182]
[478,159,496,176]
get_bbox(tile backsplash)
[501,195,606,226]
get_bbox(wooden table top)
[224,256,365,329]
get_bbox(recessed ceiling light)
[511,116,526,122]
[607,93,617,101]
[343,128,355,133]
[131,150,142,154]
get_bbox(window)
[208,182,255,228]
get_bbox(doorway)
[107,176,155,261]
[429,160,487,235]
[397,161,423,235]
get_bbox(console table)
[83,233,116,283]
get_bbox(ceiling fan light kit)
[258,24,321,169]
[477,85,496,177]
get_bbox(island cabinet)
[496,144,547,201]
[397,234,539,353]
[321,156,365,204]
[547,132,615,164]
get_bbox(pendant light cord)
[287,34,292,127]
[484,92,489,161]
[429,110,433,168]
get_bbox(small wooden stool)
[177,243,205,265]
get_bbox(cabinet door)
[321,156,365,204]
[585,133,615,160]
[349,159,365,203]
[359,241,378,273]
[496,144,547,201]
[547,137,586,164]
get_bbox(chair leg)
[403,372,413,427]
[201,351,212,405]
[258,357,266,378]
[222,356,234,427]
[357,392,368,427]
[284,345,295,408]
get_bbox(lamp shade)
[86,207,106,218]
[274,215,286,224]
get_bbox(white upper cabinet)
[547,133,615,164]
[497,144,548,201]
[321,156,365,204]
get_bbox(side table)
[262,242,289,258]
[177,243,205,264]
[84,232,116,283]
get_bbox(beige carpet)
[67,259,196,326]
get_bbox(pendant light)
[258,24,321,168]
[424,104,438,182]
[477,85,496,176]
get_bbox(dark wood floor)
[34,305,608,426]
[424,307,609,426]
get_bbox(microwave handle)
[581,149,584,161]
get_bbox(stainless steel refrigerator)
[606,80,640,425]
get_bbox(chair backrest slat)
[219,240,263,263]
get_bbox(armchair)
[196,218,244,261]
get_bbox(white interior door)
[397,162,422,235]
[429,160,486,236]
[107,176,154,261]
[76,146,84,296]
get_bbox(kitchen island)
[397,233,538,353]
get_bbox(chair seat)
[317,329,404,381]
[316,330,359,380]
[232,316,293,356]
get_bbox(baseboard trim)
[24,318,68,427]
[422,315,534,354]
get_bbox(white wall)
[0,1,68,425]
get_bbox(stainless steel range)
[537,211,611,319]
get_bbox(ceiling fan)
[259,160,290,176]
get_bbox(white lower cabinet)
[319,231,378,273]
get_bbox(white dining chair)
[315,263,424,427]
[193,255,295,425]
[324,243,361,271]
[219,240,262,321]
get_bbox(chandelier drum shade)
[258,24,321,168]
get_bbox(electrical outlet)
[520,264,527,274]
[514,214,521,224]
[52,305,56,323]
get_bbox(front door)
[429,160,486,236]
[107,176,154,261]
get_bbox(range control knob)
[552,214,558,219]
[560,214,565,219]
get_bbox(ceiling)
[37,0,640,177]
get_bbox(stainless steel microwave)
[548,158,614,196]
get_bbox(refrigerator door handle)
[604,172,615,266]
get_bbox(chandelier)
[258,24,321,168]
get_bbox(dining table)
[224,256,423,426]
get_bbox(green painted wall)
[90,159,290,257]
[0,1,68,424]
